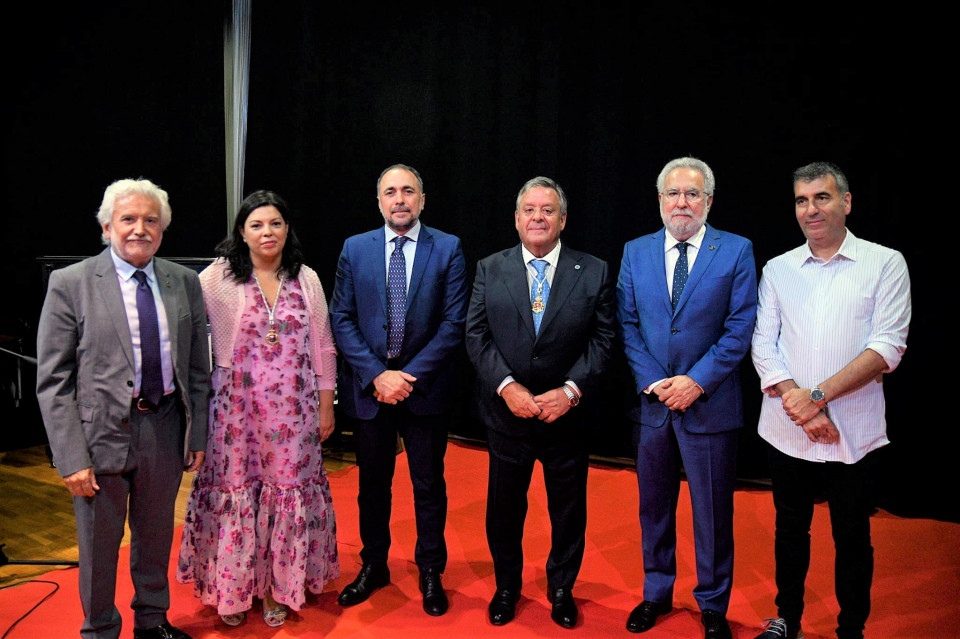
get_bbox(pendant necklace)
[254,273,285,344]
[531,277,545,314]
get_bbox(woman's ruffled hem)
[176,476,339,615]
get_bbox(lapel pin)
[574,264,581,270]
[709,245,716,250]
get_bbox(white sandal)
[220,611,246,627]
[263,605,288,627]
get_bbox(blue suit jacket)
[330,223,469,420]
[616,224,757,433]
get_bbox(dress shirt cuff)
[497,376,515,396]
[644,378,667,394]
[864,341,904,373]
[758,367,793,391]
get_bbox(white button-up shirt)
[752,230,911,463]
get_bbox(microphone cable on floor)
[0,579,60,639]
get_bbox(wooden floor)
[0,444,356,585]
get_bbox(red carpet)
[2,441,958,638]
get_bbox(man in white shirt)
[751,162,911,639]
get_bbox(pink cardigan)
[199,258,337,390]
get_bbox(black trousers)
[486,424,589,592]
[767,442,878,639]
[353,403,448,572]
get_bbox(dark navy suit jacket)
[330,223,468,420]
[466,243,617,436]
[616,223,757,432]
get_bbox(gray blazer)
[37,248,210,477]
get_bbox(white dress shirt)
[384,220,421,290]
[497,241,581,398]
[644,224,708,393]
[665,223,706,299]
[752,230,911,464]
[110,248,175,397]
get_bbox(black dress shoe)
[702,609,733,639]
[547,587,578,629]
[419,568,448,616]
[337,563,390,606]
[626,600,672,633]
[488,588,520,625]
[133,622,192,639]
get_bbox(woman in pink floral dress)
[177,190,339,628]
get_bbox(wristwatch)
[810,386,826,408]
[562,385,580,407]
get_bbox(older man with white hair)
[617,157,757,639]
[37,178,210,639]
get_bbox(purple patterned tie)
[387,236,409,359]
[133,270,163,405]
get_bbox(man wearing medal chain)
[330,164,469,617]
[466,176,617,629]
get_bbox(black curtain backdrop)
[4,3,943,518]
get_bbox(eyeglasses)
[662,189,707,204]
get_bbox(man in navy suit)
[617,157,757,639]
[466,176,616,629]
[330,164,468,616]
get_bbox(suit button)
[671,328,680,334]
[121,417,129,424]
[127,380,134,387]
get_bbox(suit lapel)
[674,224,720,316]
[537,246,583,338]
[94,249,136,370]
[502,245,537,339]
[407,225,433,302]
[154,259,179,359]
[371,228,388,316]
[648,229,672,315]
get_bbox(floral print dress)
[177,277,339,615]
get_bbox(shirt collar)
[799,228,857,266]
[664,223,707,253]
[110,247,156,282]
[521,239,562,269]
[385,220,421,245]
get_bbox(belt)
[132,392,176,413]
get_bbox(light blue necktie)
[530,259,550,335]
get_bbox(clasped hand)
[780,387,823,424]
[373,369,418,404]
[779,387,839,444]
[653,375,702,412]
[501,382,571,423]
